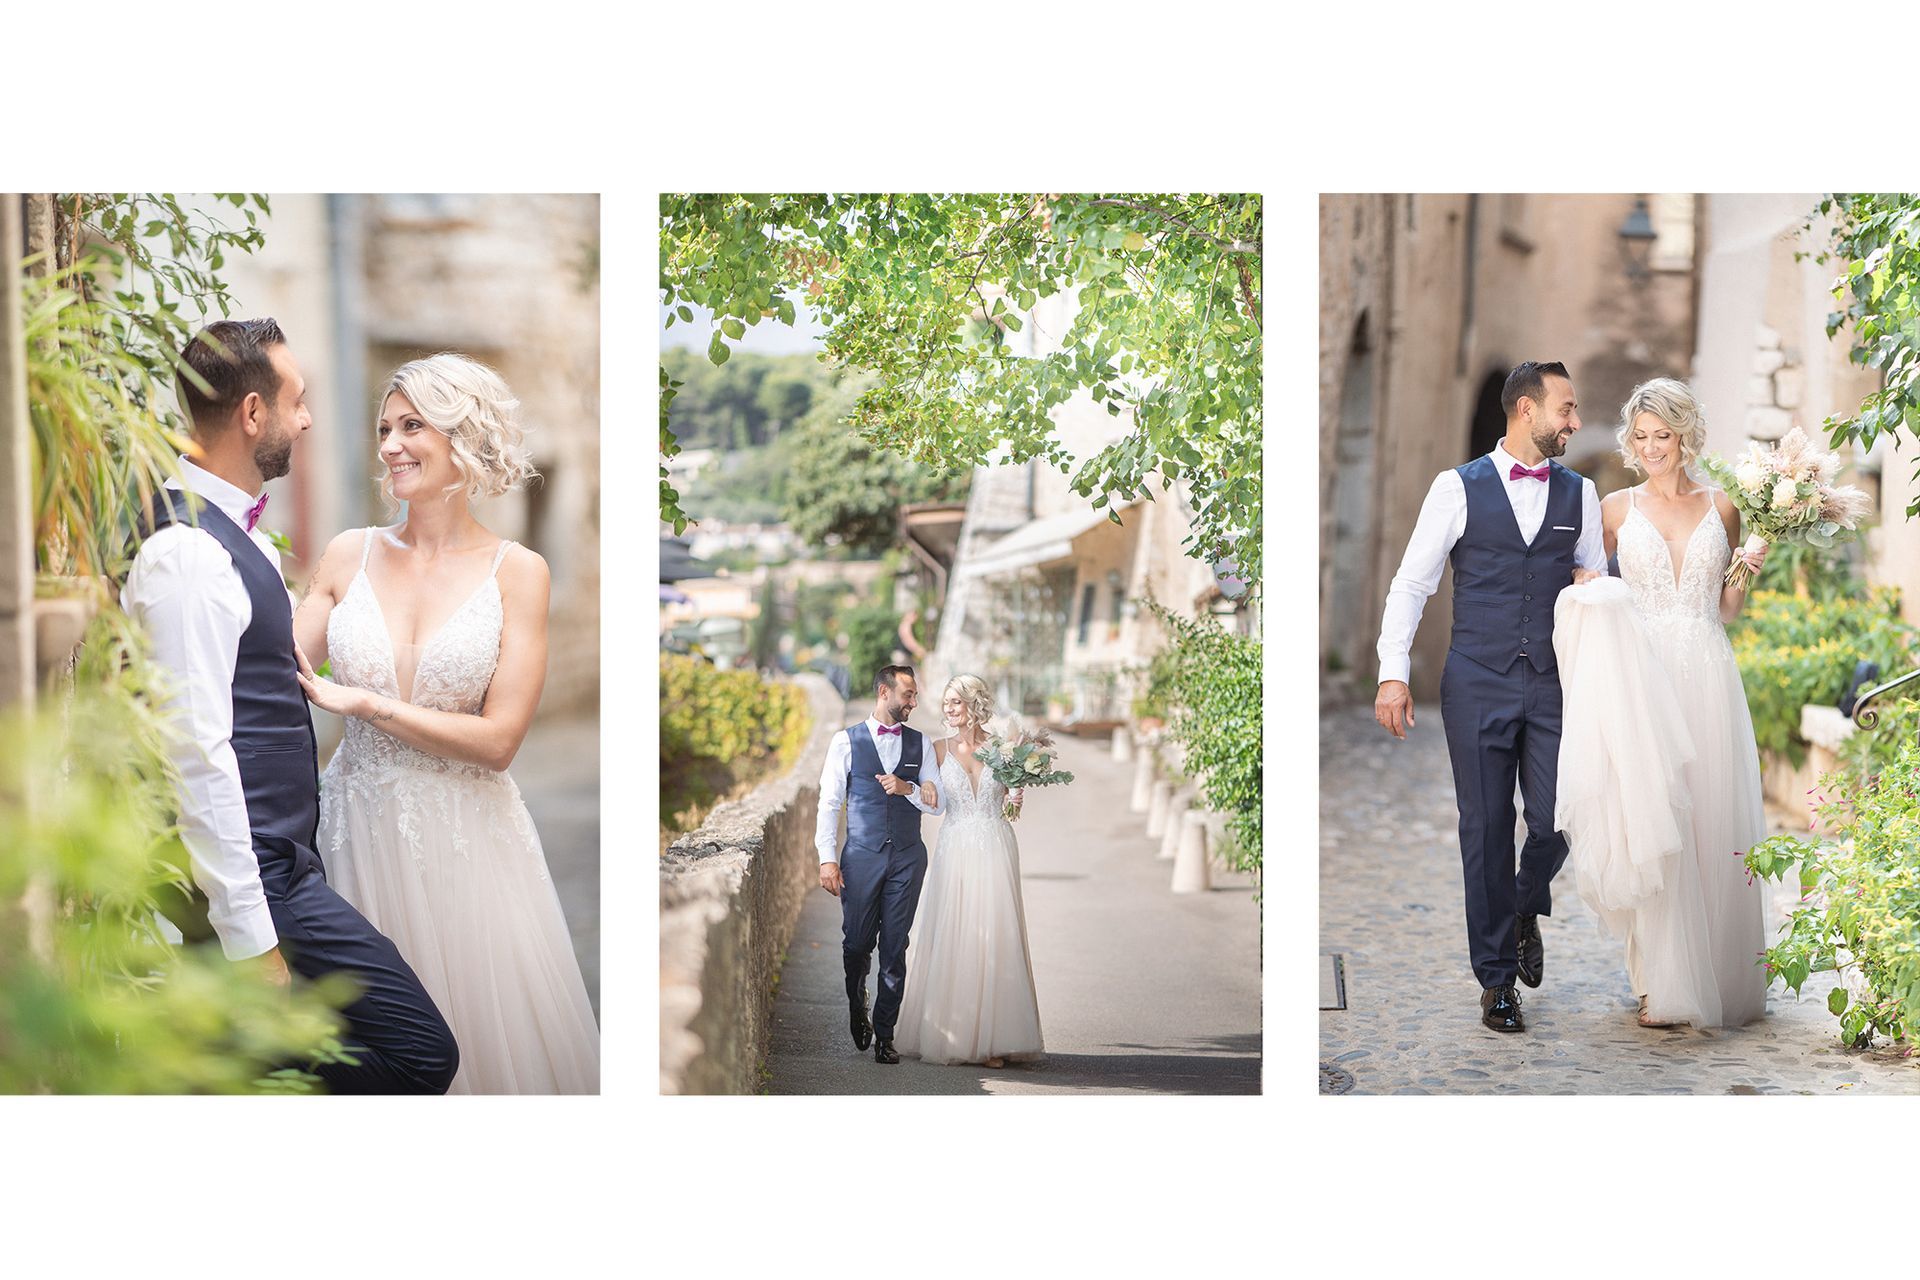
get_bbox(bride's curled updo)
[1617,376,1708,475]
[944,674,993,729]
[381,353,538,504]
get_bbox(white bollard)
[1111,726,1133,763]
[1146,778,1173,838]
[1205,812,1234,876]
[1130,748,1156,813]
[1172,810,1211,893]
[1159,790,1193,861]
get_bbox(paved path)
[768,733,1262,1094]
[513,712,600,1017]
[1319,701,1920,1095]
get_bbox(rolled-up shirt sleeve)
[123,527,278,961]
[815,730,850,864]
[1577,478,1608,574]
[908,734,944,816]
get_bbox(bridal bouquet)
[975,726,1075,822]
[1698,427,1873,590]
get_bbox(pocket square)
[1552,525,1575,531]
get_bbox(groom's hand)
[249,946,292,990]
[1375,680,1414,740]
[819,862,844,897]
[875,773,914,797]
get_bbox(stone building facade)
[1319,194,1699,694]
[209,194,601,714]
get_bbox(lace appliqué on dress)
[939,744,1008,826]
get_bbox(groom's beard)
[254,421,294,481]
[1532,422,1571,459]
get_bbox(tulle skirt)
[1555,580,1768,1029]
[320,759,601,1094]
[896,814,1045,1065]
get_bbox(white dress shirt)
[814,718,945,864]
[1376,443,1608,686]
[121,459,288,960]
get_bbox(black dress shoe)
[1480,984,1525,1033]
[849,988,873,1051]
[1516,915,1544,988]
[874,1040,900,1065]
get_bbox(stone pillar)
[0,194,33,710]
[1111,725,1133,763]
[1158,789,1193,861]
[1130,747,1155,813]
[1172,810,1211,894]
[1146,778,1173,837]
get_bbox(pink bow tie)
[1508,462,1550,483]
[875,724,902,736]
[245,494,269,531]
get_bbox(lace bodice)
[1616,488,1733,665]
[939,740,1008,825]
[324,528,512,783]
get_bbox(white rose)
[1735,461,1765,493]
[1771,476,1798,510]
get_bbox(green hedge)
[1145,601,1261,883]
[660,655,812,835]
[1731,589,1916,767]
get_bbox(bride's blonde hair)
[943,674,993,729]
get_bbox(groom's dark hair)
[177,318,288,434]
[874,664,915,695]
[1501,360,1571,419]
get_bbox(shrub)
[1731,589,1916,766]
[659,655,811,834]
[1144,601,1261,884]
[1746,747,1920,1050]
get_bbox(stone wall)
[659,674,847,1095]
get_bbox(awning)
[953,501,1135,582]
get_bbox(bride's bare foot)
[1637,995,1680,1028]
[983,1056,1005,1068]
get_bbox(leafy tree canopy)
[660,193,1262,585]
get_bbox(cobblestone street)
[1320,701,1920,1095]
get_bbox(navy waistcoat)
[149,491,320,857]
[1448,454,1582,675]
[843,723,925,853]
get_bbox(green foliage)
[659,655,811,833]
[1746,752,1920,1050]
[661,364,690,535]
[1,613,355,1093]
[660,193,1263,585]
[1143,601,1261,881]
[1132,645,1181,722]
[687,437,798,526]
[660,348,835,452]
[1751,534,1866,603]
[784,387,969,556]
[1839,695,1920,780]
[840,583,904,691]
[1730,589,1916,766]
[25,194,270,580]
[1806,194,1920,517]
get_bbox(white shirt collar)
[172,458,264,530]
[1490,443,1551,479]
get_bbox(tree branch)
[1082,198,1260,255]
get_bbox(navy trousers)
[1438,649,1569,990]
[840,836,929,1041]
[259,839,459,1095]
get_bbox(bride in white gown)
[895,675,1044,1067]
[1558,377,1770,1030]
[292,353,599,1093]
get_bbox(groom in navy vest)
[125,318,459,1092]
[1374,361,1608,1032]
[815,665,942,1064]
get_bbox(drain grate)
[1319,954,1347,1010]
[1320,1062,1356,1095]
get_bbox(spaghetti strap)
[489,540,514,576]
[360,526,377,570]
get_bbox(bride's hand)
[1741,538,1771,574]
[1572,568,1603,585]
[295,642,373,719]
